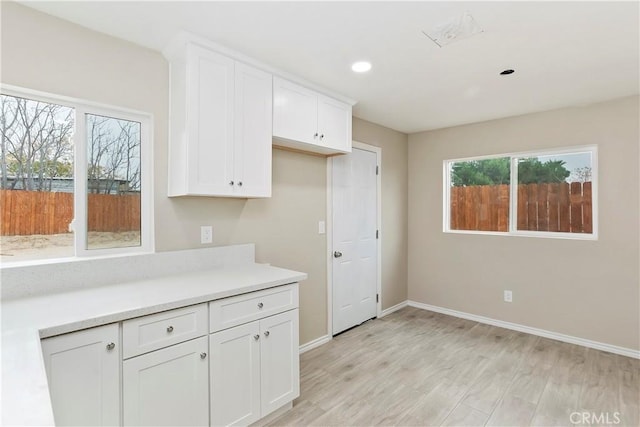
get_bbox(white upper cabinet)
[234,62,273,197]
[273,77,352,155]
[166,42,272,197]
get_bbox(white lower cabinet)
[41,323,120,427]
[123,336,209,427]
[210,321,261,426]
[41,284,300,427]
[260,310,300,416]
[210,309,299,426]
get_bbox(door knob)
[334,251,342,258]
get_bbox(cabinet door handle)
[200,352,207,359]
[106,342,115,351]
[264,331,270,337]
[229,180,234,186]
[237,181,243,187]
[320,134,325,140]
[253,334,260,341]
[314,133,318,139]
[166,326,174,333]
[257,302,264,309]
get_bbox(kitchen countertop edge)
[1,263,307,427]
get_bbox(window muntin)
[1,87,153,263]
[445,147,597,239]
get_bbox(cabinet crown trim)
[163,31,357,106]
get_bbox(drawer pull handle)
[106,342,115,351]
[167,326,174,333]
[200,352,207,359]
[253,334,260,341]
[257,302,264,309]
[264,331,270,337]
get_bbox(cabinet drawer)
[209,283,298,333]
[123,304,207,359]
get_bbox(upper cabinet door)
[272,77,352,155]
[187,45,235,195]
[41,323,120,427]
[273,77,318,145]
[317,95,352,153]
[234,63,272,198]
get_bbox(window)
[1,87,153,263]
[444,146,597,239]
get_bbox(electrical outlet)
[504,290,513,303]
[200,226,213,244]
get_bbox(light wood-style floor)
[269,307,639,427]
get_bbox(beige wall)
[230,148,327,344]
[1,2,409,345]
[408,96,640,351]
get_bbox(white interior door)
[332,147,378,335]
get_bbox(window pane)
[516,152,593,234]
[86,114,141,250]
[0,94,75,262]
[449,157,510,232]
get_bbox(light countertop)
[1,262,307,426]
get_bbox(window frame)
[443,145,598,240]
[1,84,154,261]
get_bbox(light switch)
[318,221,326,235]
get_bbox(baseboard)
[299,334,331,354]
[408,301,640,360]
[379,300,409,318]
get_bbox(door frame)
[326,141,382,336]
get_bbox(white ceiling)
[19,1,640,134]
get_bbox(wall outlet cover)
[504,290,513,303]
[200,226,213,244]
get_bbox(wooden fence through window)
[0,190,141,236]
[450,182,592,233]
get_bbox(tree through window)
[445,147,597,238]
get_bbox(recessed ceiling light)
[351,61,372,73]
[500,69,515,75]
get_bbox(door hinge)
[376,165,379,175]
[376,294,379,303]
[376,229,379,239]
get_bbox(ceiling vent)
[423,11,483,47]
